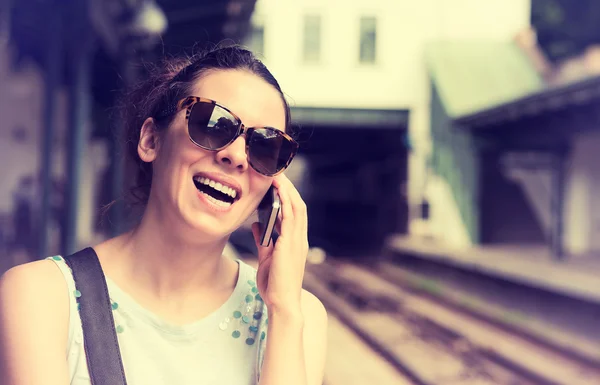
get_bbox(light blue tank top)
[47,256,269,385]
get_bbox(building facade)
[249,0,532,253]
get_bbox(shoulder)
[0,259,69,304]
[300,288,328,346]
[301,289,327,324]
[300,289,328,385]
[0,259,71,326]
[0,260,71,383]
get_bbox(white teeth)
[200,191,232,208]
[193,176,238,199]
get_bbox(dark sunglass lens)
[188,103,239,149]
[248,128,295,175]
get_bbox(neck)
[117,202,233,300]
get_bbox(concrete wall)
[252,0,531,247]
[500,130,600,255]
[564,130,600,254]
[503,167,553,238]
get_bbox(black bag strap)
[64,247,128,385]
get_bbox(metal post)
[61,1,94,256]
[38,3,62,258]
[550,153,565,260]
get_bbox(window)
[303,14,321,63]
[359,16,377,64]
[246,24,265,57]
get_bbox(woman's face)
[141,69,287,239]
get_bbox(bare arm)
[259,289,328,385]
[255,175,327,384]
[0,261,70,385]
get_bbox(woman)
[0,46,328,385]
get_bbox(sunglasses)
[156,96,298,176]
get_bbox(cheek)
[157,131,214,172]
[247,175,273,205]
[151,144,191,193]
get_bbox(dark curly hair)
[119,45,292,207]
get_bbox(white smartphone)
[257,186,280,247]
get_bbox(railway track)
[304,259,600,385]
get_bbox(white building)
[249,0,537,252]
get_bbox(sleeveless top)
[46,255,269,385]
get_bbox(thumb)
[251,222,273,263]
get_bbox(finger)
[274,174,307,234]
[272,178,294,236]
[275,211,282,235]
[287,179,307,229]
[275,174,304,212]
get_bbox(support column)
[61,1,94,256]
[38,2,62,257]
[550,153,566,260]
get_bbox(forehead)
[190,69,286,130]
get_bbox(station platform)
[385,235,600,305]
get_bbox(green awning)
[426,41,544,118]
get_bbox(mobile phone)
[257,185,280,247]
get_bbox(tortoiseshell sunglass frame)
[157,96,299,177]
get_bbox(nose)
[215,135,249,172]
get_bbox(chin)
[167,182,254,240]
[178,207,241,240]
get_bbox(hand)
[251,174,308,315]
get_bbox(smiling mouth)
[193,176,238,206]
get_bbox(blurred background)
[2,0,600,383]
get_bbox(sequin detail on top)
[45,256,126,335]
[222,279,268,345]
[47,256,268,384]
